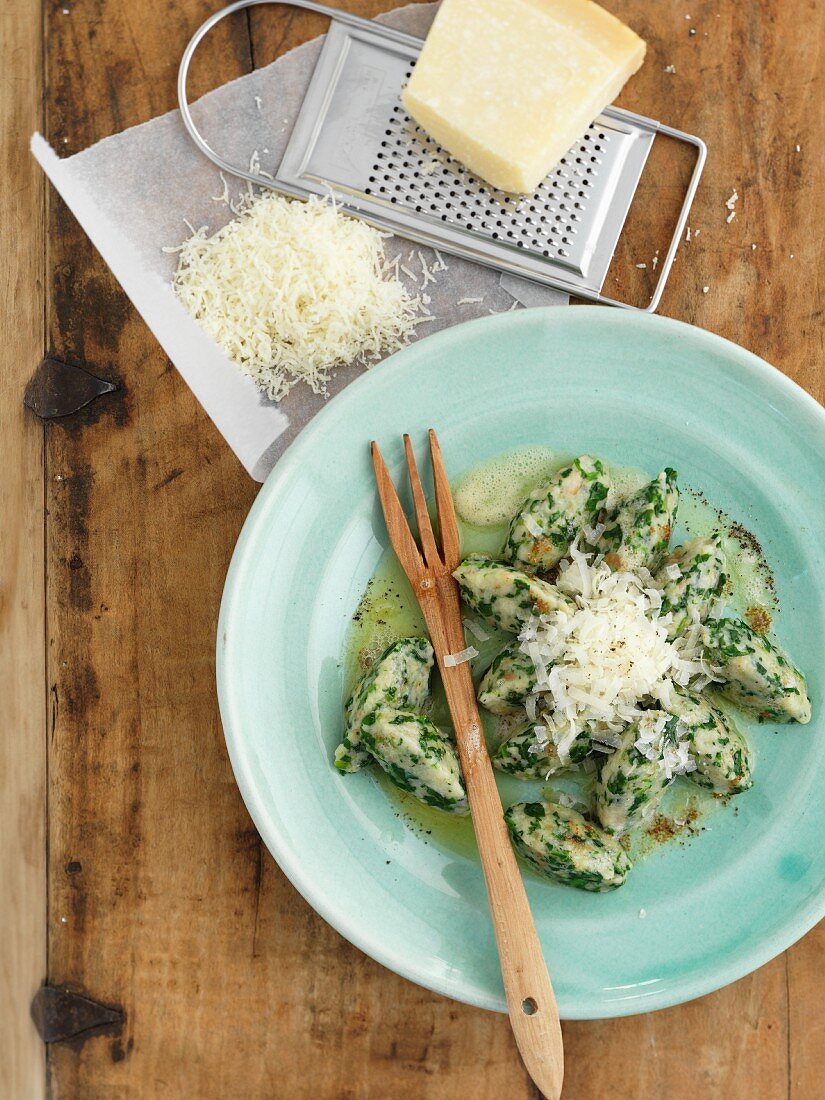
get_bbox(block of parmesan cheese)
[402,0,646,194]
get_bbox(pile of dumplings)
[336,456,810,891]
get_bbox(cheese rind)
[401,0,646,194]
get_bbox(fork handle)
[422,589,564,1100]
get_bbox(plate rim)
[217,306,825,1018]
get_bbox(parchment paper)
[32,3,567,481]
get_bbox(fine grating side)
[367,80,619,274]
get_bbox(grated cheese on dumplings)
[518,542,721,774]
[170,190,424,401]
[633,712,696,779]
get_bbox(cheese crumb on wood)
[170,191,422,401]
[402,0,646,194]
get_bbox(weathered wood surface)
[34,0,825,1096]
[0,1,47,1098]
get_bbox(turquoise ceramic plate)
[217,308,825,1018]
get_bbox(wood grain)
[32,0,825,1097]
[0,1,47,1097]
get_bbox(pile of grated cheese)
[170,191,424,401]
[520,540,721,773]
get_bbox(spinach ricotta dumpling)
[596,468,679,573]
[655,536,729,639]
[361,708,469,815]
[704,616,810,724]
[452,554,571,633]
[505,801,631,892]
[335,637,433,773]
[595,715,679,836]
[504,455,611,574]
[477,640,538,716]
[666,689,752,794]
[493,722,591,780]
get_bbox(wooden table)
[3,0,824,1096]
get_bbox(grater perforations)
[363,80,620,269]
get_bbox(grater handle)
[178,0,422,199]
[648,123,707,312]
[609,113,707,313]
[537,114,706,312]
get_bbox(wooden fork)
[371,429,564,1100]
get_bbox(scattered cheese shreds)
[443,645,479,667]
[170,190,423,401]
[463,618,490,643]
[419,251,436,288]
[522,513,545,539]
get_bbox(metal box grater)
[179,0,706,311]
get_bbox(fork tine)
[428,429,461,571]
[371,442,425,582]
[403,434,441,568]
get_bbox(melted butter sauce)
[344,447,777,867]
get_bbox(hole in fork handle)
[522,998,539,1016]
